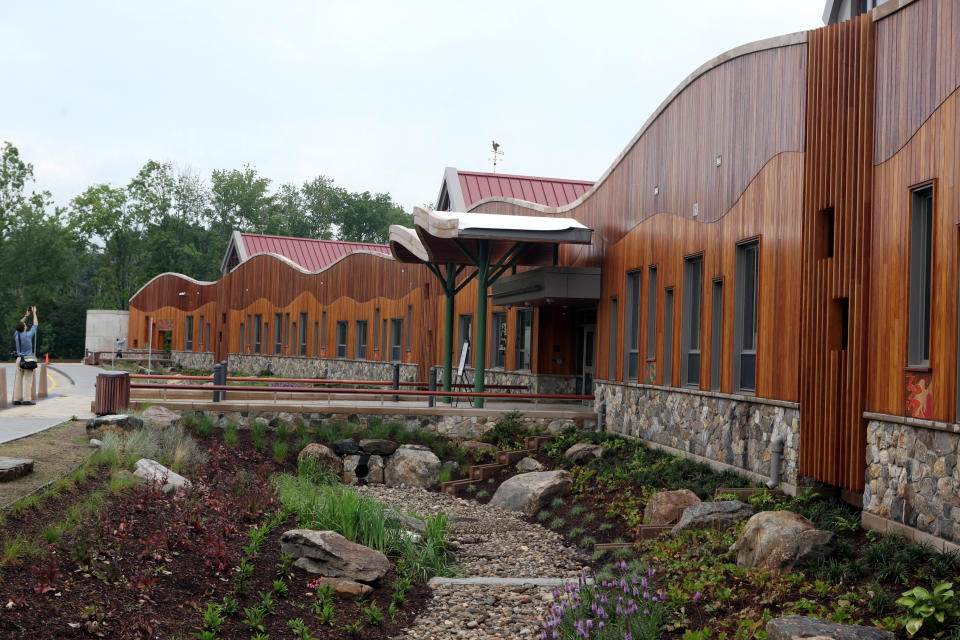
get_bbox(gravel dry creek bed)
[357,485,591,640]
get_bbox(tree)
[209,165,272,237]
[335,190,413,244]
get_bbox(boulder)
[442,460,461,476]
[515,457,545,472]
[489,470,572,515]
[132,458,192,495]
[564,443,604,463]
[309,577,373,600]
[671,501,753,534]
[644,489,701,525]
[359,439,399,456]
[89,439,102,448]
[297,443,342,474]
[384,445,441,488]
[766,616,894,640]
[384,509,427,533]
[344,454,385,484]
[547,420,575,433]
[332,439,360,456]
[86,414,144,435]
[459,440,498,454]
[279,529,389,583]
[731,511,836,571]
[141,406,182,428]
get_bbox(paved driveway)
[0,363,102,444]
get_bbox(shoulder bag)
[16,332,38,370]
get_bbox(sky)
[0,1,825,213]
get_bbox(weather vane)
[489,140,504,173]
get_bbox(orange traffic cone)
[45,353,49,364]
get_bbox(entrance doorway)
[574,307,598,395]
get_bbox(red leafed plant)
[32,551,64,594]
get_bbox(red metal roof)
[457,170,594,209]
[239,233,391,272]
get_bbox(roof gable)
[223,232,391,274]
[436,167,594,211]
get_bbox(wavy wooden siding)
[799,14,875,493]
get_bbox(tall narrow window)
[516,309,532,370]
[491,312,507,368]
[198,315,204,346]
[663,288,674,386]
[374,308,380,354]
[264,322,269,353]
[321,311,327,353]
[284,313,290,351]
[239,323,244,353]
[292,322,297,355]
[382,319,388,361]
[299,312,307,356]
[710,280,723,391]
[254,314,262,354]
[624,271,641,380]
[336,321,348,358]
[681,256,703,387]
[734,239,759,393]
[206,323,211,351]
[356,320,368,359]
[608,297,618,379]
[390,319,403,361]
[406,305,412,352]
[646,266,658,360]
[186,316,194,350]
[274,313,282,354]
[458,313,473,367]
[908,185,933,367]
[314,322,319,356]
[246,314,252,351]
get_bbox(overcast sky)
[0,1,824,213]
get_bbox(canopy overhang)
[490,266,602,307]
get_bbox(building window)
[239,322,244,353]
[390,319,403,361]
[356,320,368,359]
[734,239,759,393]
[663,288,674,386]
[314,322,319,357]
[336,321,348,358]
[515,308,532,370]
[681,256,703,387]
[299,312,307,356]
[406,305,412,352]
[246,314,252,351]
[908,185,933,367]
[646,266,658,360]
[321,311,327,353]
[186,316,194,350]
[624,270,641,380]
[374,308,380,355]
[254,314,262,354]
[272,314,280,354]
[292,322,297,356]
[608,297,618,380]
[206,323,211,351]
[284,313,290,351]
[710,280,723,391]
[458,313,473,367]
[382,319,388,361]
[198,315,204,346]
[491,312,507,368]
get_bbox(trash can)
[94,371,130,415]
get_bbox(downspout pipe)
[767,435,784,489]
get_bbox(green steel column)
[473,242,491,408]
[442,263,455,402]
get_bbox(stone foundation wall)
[227,355,418,382]
[595,380,800,486]
[865,416,960,543]
[434,367,579,395]
[171,350,216,370]
[183,408,582,440]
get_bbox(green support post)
[473,241,491,408]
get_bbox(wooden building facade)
[130,0,959,512]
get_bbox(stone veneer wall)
[595,380,800,487]
[865,414,960,543]
[171,350,216,370]
[227,354,418,382]
[433,366,579,395]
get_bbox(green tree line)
[0,141,413,358]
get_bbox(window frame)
[491,311,507,369]
[515,308,533,371]
[608,296,618,380]
[336,321,348,358]
[681,254,703,388]
[356,320,368,359]
[390,318,403,362]
[733,237,760,394]
[907,183,934,369]
[186,316,194,351]
[299,312,308,356]
[457,313,473,367]
[254,314,262,354]
[624,270,642,380]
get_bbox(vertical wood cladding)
[799,14,875,493]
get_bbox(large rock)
[279,529,389,583]
[344,454,384,484]
[671,501,754,534]
[297,443,342,474]
[459,440,498,454]
[564,443,604,463]
[644,489,701,525]
[331,439,359,456]
[308,577,373,600]
[516,457,545,472]
[141,406,182,428]
[384,509,427,533]
[489,470,572,515]
[359,439,399,456]
[86,414,143,435]
[766,616,894,640]
[384,445,441,488]
[132,458,192,495]
[731,511,836,571]
[0,457,33,481]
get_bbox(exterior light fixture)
[653,185,659,196]
[693,203,699,218]
[715,154,722,167]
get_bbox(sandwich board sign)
[456,342,469,377]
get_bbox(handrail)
[129,382,591,401]
[127,373,529,390]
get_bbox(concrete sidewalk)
[0,363,102,444]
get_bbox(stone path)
[357,485,590,640]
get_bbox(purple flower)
[693,591,701,601]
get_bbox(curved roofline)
[131,250,397,303]
[389,225,430,263]
[467,30,808,216]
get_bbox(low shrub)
[94,423,206,473]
